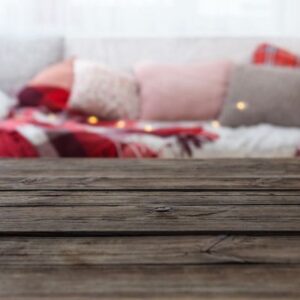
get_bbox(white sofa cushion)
[0,37,64,95]
[65,37,300,70]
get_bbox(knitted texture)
[69,60,140,120]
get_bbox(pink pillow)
[29,59,74,91]
[135,61,233,121]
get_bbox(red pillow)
[253,43,300,67]
[18,86,70,112]
[18,59,74,112]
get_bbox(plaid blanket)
[0,108,217,158]
[1,108,300,158]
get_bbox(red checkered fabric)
[0,108,217,158]
[252,44,300,67]
[0,130,38,158]
[18,86,70,112]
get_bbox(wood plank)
[0,159,300,190]
[2,176,300,191]
[0,204,299,232]
[0,235,299,266]
[3,298,300,300]
[0,265,299,298]
[1,159,300,176]
[1,190,300,206]
[1,160,300,300]
[0,190,299,232]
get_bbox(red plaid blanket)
[0,108,217,158]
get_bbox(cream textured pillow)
[69,60,140,120]
[220,64,300,127]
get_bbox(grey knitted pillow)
[220,65,300,127]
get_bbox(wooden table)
[0,159,300,299]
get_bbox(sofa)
[1,37,300,158]
[2,37,300,93]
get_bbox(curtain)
[0,0,299,37]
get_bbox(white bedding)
[0,91,15,119]
[128,121,300,158]
[198,123,300,158]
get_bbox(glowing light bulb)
[236,101,247,111]
[116,120,126,129]
[211,120,221,128]
[87,116,99,125]
[47,114,57,122]
[144,125,153,132]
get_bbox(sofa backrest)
[2,37,300,94]
[0,37,64,95]
[65,37,300,71]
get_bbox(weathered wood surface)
[0,159,300,190]
[0,190,299,232]
[0,235,299,266]
[0,265,299,299]
[1,190,300,205]
[0,159,299,299]
[0,202,299,232]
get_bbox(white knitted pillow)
[69,60,140,120]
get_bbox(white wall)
[0,0,299,37]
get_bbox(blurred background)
[0,0,299,38]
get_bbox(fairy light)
[116,120,126,129]
[211,120,221,128]
[236,101,247,111]
[144,125,153,132]
[87,116,99,125]
[47,113,57,122]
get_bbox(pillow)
[0,90,15,119]
[69,60,140,120]
[219,64,300,128]
[253,44,300,67]
[134,61,232,121]
[18,59,74,112]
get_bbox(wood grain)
[0,159,299,299]
[0,265,299,298]
[0,159,300,190]
[0,235,299,266]
[1,190,300,206]
[0,190,299,232]
[5,298,299,300]
[0,204,300,232]
[1,159,300,175]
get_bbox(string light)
[87,116,99,125]
[236,101,247,111]
[211,120,221,128]
[116,120,126,129]
[47,113,57,122]
[144,125,153,132]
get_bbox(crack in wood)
[183,210,229,218]
[204,235,229,254]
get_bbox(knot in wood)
[155,206,172,213]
